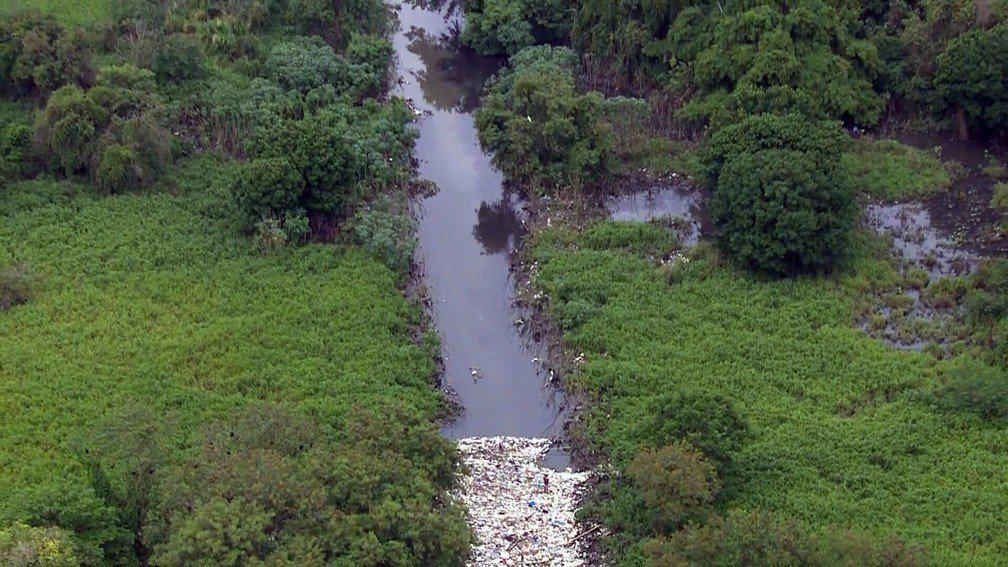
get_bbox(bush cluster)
[265,34,391,99]
[35,84,170,193]
[701,113,856,275]
[934,24,1008,136]
[0,264,39,310]
[475,46,612,192]
[231,99,415,231]
[462,0,575,56]
[0,14,94,99]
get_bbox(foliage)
[843,138,952,200]
[264,34,391,99]
[992,182,1008,210]
[351,205,417,275]
[475,47,612,192]
[35,84,169,189]
[0,0,117,26]
[0,13,93,99]
[0,263,39,310]
[151,33,205,84]
[231,157,304,229]
[638,391,748,480]
[529,225,1008,565]
[0,522,80,567]
[712,148,856,275]
[934,24,1008,134]
[1,119,32,182]
[930,358,1008,420]
[240,100,414,219]
[462,0,575,56]
[0,484,131,565]
[94,144,138,194]
[0,158,456,565]
[647,510,927,566]
[146,403,470,565]
[699,113,848,188]
[628,442,721,533]
[573,0,884,126]
[700,113,855,275]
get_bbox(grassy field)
[531,224,1008,565]
[0,156,442,496]
[0,0,116,25]
[843,138,953,201]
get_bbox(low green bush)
[931,359,1008,420]
[0,121,31,182]
[351,206,417,275]
[843,138,952,200]
[711,148,856,275]
[0,522,80,567]
[152,33,205,84]
[628,442,720,533]
[94,145,138,194]
[475,48,612,192]
[462,0,574,56]
[35,84,169,188]
[639,391,748,480]
[0,264,39,310]
[701,114,855,275]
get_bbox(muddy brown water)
[392,1,571,466]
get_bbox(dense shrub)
[0,522,80,566]
[351,206,417,274]
[573,0,884,126]
[1,484,131,565]
[145,403,470,565]
[265,37,346,93]
[264,35,390,99]
[344,33,394,97]
[94,145,139,194]
[0,264,39,310]
[35,84,170,188]
[713,148,856,275]
[475,48,612,191]
[934,24,1008,135]
[462,0,575,56]
[701,114,855,275]
[231,157,304,229]
[628,442,721,532]
[699,113,849,188]
[647,510,927,566]
[0,121,32,182]
[640,391,748,479]
[151,33,205,84]
[0,14,93,99]
[931,359,1008,420]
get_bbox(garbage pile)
[455,437,592,566]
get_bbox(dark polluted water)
[392,1,571,467]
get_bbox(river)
[391,1,571,466]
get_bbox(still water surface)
[391,1,570,461]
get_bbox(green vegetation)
[700,114,855,275]
[475,46,613,192]
[0,0,115,26]
[529,225,1007,564]
[0,0,471,563]
[934,23,1008,136]
[461,0,574,56]
[0,160,468,564]
[843,138,953,201]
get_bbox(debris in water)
[470,367,483,382]
[455,437,592,566]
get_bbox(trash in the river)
[455,437,592,566]
[470,367,482,382]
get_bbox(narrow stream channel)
[392,2,571,466]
